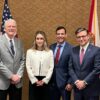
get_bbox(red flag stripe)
[88,0,95,32]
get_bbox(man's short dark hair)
[75,28,88,35]
[56,26,66,34]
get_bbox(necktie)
[80,48,84,64]
[55,45,61,64]
[10,40,15,55]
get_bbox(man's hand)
[75,80,86,90]
[11,74,20,84]
[36,80,45,86]
[65,84,73,91]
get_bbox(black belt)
[35,76,45,80]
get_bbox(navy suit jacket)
[50,42,72,89]
[69,44,100,96]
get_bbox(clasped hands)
[75,80,86,90]
[10,74,21,84]
[36,80,45,86]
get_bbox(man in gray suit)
[0,19,25,100]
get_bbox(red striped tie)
[55,45,61,64]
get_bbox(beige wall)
[0,0,100,100]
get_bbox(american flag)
[1,0,13,34]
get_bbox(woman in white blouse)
[26,31,54,100]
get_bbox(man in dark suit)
[69,28,100,100]
[50,26,72,100]
[0,19,25,100]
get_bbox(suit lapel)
[75,46,80,66]
[74,45,92,67]
[58,42,70,64]
[59,43,67,62]
[3,35,14,57]
[3,35,19,58]
[52,43,69,64]
[14,38,19,59]
[52,44,57,54]
[82,44,92,65]
[52,44,57,65]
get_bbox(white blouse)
[26,49,54,84]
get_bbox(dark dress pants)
[49,83,71,100]
[74,89,99,100]
[0,84,22,100]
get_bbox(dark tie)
[80,48,84,64]
[55,45,61,64]
[10,40,15,55]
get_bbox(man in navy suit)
[50,26,72,100]
[69,28,100,100]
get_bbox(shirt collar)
[5,34,15,45]
[57,42,65,48]
[5,33,14,41]
[80,42,89,52]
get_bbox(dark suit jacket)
[50,42,72,89]
[69,44,100,96]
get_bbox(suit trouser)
[74,89,99,100]
[0,84,22,100]
[49,83,71,100]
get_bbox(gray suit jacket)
[0,35,25,90]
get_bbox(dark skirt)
[29,76,50,100]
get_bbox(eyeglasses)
[76,35,87,39]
